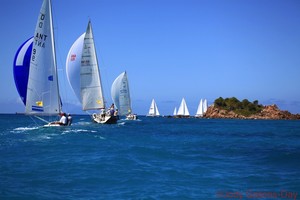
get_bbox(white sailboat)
[147,99,160,117]
[111,71,137,120]
[176,98,190,118]
[80,20,117,124]
[14,0,63,126]
[195,98,208,118]
[66,20,117,124]
[195,99,204,117]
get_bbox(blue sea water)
[0,114,299,200]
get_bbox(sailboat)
[111,71,137,120]
[147,99,160,117]
[66,20,118,124]
[195,99,204,118]
[176,98,190,118]
[13,0,64,126]
[195,98,208,118]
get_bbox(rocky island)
[204,97,300,120]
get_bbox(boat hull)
[44,123,63,127]
[126,114,137,120]
[92,114,118,124]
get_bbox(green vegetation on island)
[214,97,263,117]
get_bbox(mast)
[48,0,61,113]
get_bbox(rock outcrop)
[204,104,300,120]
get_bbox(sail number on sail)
[32,14,48,62]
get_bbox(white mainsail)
[177,98,190,116]
[195,99,203,117]
[147,99,160,116]
[25,0,61,115]
[111,71,132,116]
[66,33,85,103]
[80,21,105,111]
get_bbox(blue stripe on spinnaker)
[13,37,33,105]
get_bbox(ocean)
[0,114,299,200]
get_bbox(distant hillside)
[205,97,300,120]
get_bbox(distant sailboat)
[176,98,190,118]
[66,20,118,124]
[195,99,204,117]
[147,99,160,117]
[195,98,208,118]
[14,0,63,126]
[111,71,137,120]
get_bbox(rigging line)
[34,115,50,124]
[28,115,44,127]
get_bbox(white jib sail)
[66,33,85,103]
[25,0,61,115]
[196,99,203,117]
[80,20,105,110]
[111,71,132,116]
[177,98,190,116]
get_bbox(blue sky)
[0,0,299,115]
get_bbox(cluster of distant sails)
[147,98,208,118]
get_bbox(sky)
[0,0,300,115]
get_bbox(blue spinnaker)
[13,37,33,105]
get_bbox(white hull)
[44,123,63,127]
[126,114,137,120]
